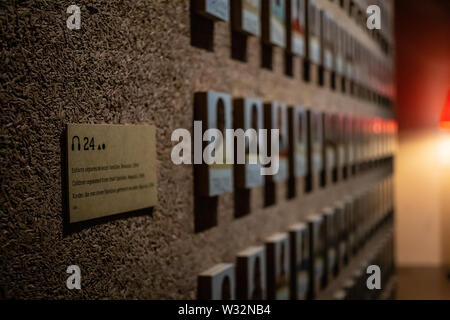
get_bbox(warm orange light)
[373,118,382,134]
[440,90,450,130]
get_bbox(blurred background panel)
[395,0,450,299]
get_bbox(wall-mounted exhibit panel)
[1,0,397,300]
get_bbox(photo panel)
[287,0,306,56]
[288,105,308,178]
[342,198,353,265]
[236,246,267,300]
[193,0,230,21]
[343,115,354,176]
[289,223,309,300]
[264,101,289,183]
[323,207,338,284]
[322,11,335,72]
[307,0,321,65]
[307,214,325,299]
[262,0,286,47]
[345,33,355,82]
[334,114,345,170]
[307,110,323,174]
[324,113,337,175]
[195,91,234,197]
[265,233,290,300]
[232,0,261,36]
[336,23,346,77]
[234,97,264,189]
[198,263,236,300]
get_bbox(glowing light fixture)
[440,90,450,130]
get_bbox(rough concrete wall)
[0,0,392,299]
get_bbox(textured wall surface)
[0,0,392,299]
